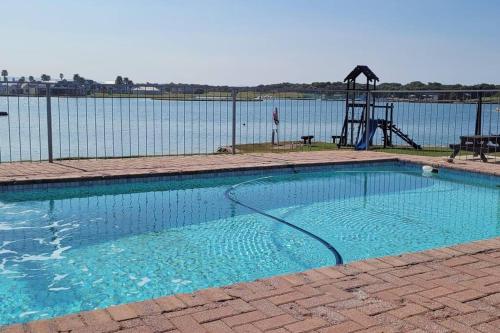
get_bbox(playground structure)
[337,66,421,150]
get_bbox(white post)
[273,107,280,145]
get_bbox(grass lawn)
[371,147,452,157]
[234,141,453,157]
[235,141,338,153]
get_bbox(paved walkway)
[0,151,498,185]
[1,151,499,332]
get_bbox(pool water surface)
[0,162,498,325]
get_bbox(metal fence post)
[46,83,53,162]
[475,91,483,135]
[365,90,371,151]
[231,90,237,154]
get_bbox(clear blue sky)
[1,0,499,85]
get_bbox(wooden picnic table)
[301,135,314,145]
[449,135,500,162]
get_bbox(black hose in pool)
[224,178,343,265]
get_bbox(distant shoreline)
[0,94,497,104]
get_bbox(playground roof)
[344,65,379,82]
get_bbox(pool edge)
[3,236,500,331]
[0,154,498,189]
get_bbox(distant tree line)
[250,81,500,93]
[1,68,499,96]
[158,81,500,95]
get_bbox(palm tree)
[73,73,86,85]
[124,77,134,85]
[28,76,35,82]
[1,70,7,82]
[41,74,51,82]
[59,73,64,81]
[115,75,123,85]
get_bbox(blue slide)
[355,119,380,150]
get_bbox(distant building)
[422,94,439,101]
[100,82,131,94]
[21,83,48,95]
[52,81,86,96]
[0,83,23,95]
[131,86,161,95]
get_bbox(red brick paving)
[0,150,498,185]
[2,239,500,332]
[0,151,499,332]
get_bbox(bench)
[301,135,314,145]
[449,135,500,162]
[331,135,342,144]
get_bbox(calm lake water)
[0,97,498,162]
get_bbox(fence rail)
[0,81,499,163]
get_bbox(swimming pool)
[0,162,498,325]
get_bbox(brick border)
[0,153,398,187]
[0,151,498,187]
[3,238,500,332]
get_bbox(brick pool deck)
[0,151,498,185]
[1,151,499,333]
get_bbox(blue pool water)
[0,162,499,325]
